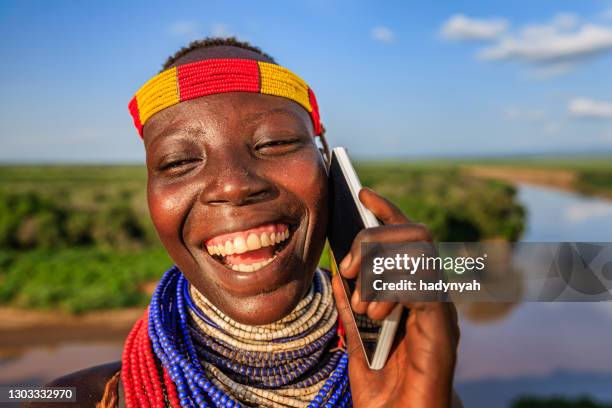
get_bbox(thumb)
[331,274,369,371]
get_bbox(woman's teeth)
[206,229,289,256]
[204,225,291,272]
[230,257,275,272]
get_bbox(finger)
[340,224,433,279]
[366,301,397,321]
[350,278,369,314]
[350,282,401,320]
[359,187,410,225]
[331,275,369,370]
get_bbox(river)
[1,184,612,407]
[456,184,612,407]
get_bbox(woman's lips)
[203,223,291,272]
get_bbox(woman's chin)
[220,279,306,325]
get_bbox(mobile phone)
[326,146,404,370]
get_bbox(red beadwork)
[308,88,322,135]
[128,97,143,138]
[143,324,165,407]
[129,58,323,137]
[137,321,153,408]
[122,312,178,408]
[177,59,260,102]
[131,335,148,407]
[121,307,343,407]
[336,317,345,349]
[163,368,181,408]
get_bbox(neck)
[185,269,344,406]
[124,265,352,408]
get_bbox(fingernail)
[339,254,351,272]
[351,291,360,309]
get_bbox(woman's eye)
[257,139,300,152]
[159,158,200,173]
[164,159,191,169]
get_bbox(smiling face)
[142,46,328,325]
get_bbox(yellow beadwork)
[135,67,180,124]
[258,62,312,113]
[189,269,338,407]
[189,269,337,351]
[129,59,323,137]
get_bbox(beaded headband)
[128,58,322,137]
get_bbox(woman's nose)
[198,158,274,206]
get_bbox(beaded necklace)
[121,266,351,408]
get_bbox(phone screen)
[327,149,382,364]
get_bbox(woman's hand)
[331,188,461,408]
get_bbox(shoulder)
[22,361,121,408]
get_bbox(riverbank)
[463,166,577,192]
[0,307,142,349]
[459,155,612,200]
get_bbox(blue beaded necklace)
[148,266,351,407]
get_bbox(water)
[1,184,612,407]
[518,184,612,242]
[456,184,612,407]
[0,342,123,386]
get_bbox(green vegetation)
[0,165,167,312]
[0,163,525,313]
[357,162,525,242]
[0,247,171,313]
[578,170,612,196]
[512,396,612,408]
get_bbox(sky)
[1,0,612,162]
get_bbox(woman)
[36,38,460,408]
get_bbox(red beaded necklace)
[121,310,180,408]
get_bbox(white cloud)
[565,201,612,222]
[443,11,612,78]
[568,98,612,119]
[210,23,233,38]
[525,62,576,79]
[440,14,508,41]
[551,12,580,30]
[168,21,200,37]
[370,26,395,43]
[479,21,612,64]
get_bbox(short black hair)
[162,37,276,71]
